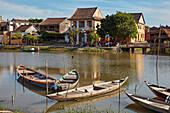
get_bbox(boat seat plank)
[68,72,76,75]
[60,80,75,83]
[63,75,77,80]
[18,70,35,74]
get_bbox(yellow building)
[69,7,103,44]
[130,13,146,42]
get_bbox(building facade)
[130,13,145,42]
[39,18,70,33]
[69,7,103,44]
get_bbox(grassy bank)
[0,45,78,53]
[0,45,116,53]
[0,99,23,113]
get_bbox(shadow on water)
[17,76,55,97]
[124,103,155,113]
[46,89,125,113]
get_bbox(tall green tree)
[28,34,39,46]
[28,18,43,23]
[68,30,80,45]
[97,11,138,43]
[89,30,100,46]
[11,31,23,45]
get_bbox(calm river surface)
[0,51,170,113]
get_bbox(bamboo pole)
[46,60,48,94]
[14,54,17,97]
[156,24,161,85]
[12,94,14,106]
[135,84,137,95]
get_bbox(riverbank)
[1,45,170,54]
[0,45,119,53]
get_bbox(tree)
[0,23,1,31]
[28,18,43,23]
[89,30,100,46]
[68,30,80,45]
[11,31,23,45]
[28,34,39,46]
[11,32,23,40]
[97,11,138,43]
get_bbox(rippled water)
[0,51,170,113]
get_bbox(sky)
[0,0,170,27]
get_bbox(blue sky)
[0,0,170,27]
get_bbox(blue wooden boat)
[17,64,58,89]
[57,69,79,91]
[21,46,39,52]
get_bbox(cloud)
[71,0,111,3]
[0,1,65,20]
[101,0,170,26]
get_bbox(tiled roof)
[69,7,101,20]
[150,28,170,38]
[40,18,66,25]
[163,28,170,37]
[12,19,28,23]
[130,13,145,24]
[14,25,32,32]
[0,22,8,27]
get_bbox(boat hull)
[47,77,128,101]
[17,64,57,89]
[145,81,170,100]
[125,92,170,113]
[57,70,79,91]
[19,76,56,89]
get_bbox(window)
[49,26,54,31]
[88,21,92,27]
[80,21,85,27]
[44,26,47,29]
[138,25,141,29]
[73,21,77,27]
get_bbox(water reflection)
[130,54,144,82]
[0,52,170,113]
[46,89,125,113]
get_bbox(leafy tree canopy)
[68,30,80,44]
[28,34,39,42]
[28,18,43,23]
[68,30,80,38]
[89,30,100,44]
[97,11,138,40]
[11,31,23,40]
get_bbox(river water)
[0,51,170,113]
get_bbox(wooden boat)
[17,64,58,89]
[125,92,170,113]
[46,77,128,101]
[57,69,79,91]
[21,46,39,52]
[145,81,170,100]
[17,76,56,96]
[46,89,125,112]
